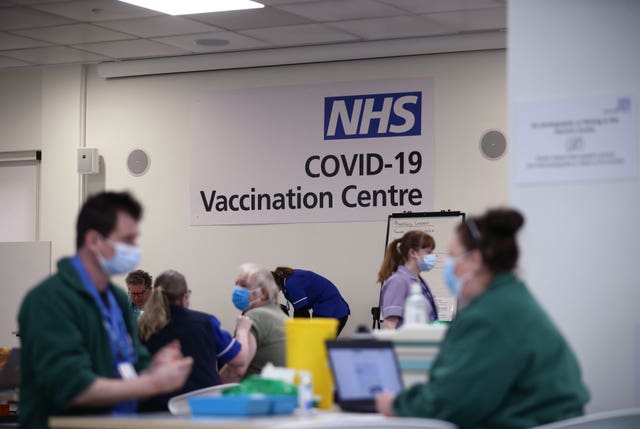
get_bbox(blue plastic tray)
[188,394,298,416]
[269,395,298,415]
[188,395,270,415]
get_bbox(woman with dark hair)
[377,230,438,329]
[271,267,350,336]
[137,270,251,411]
[375,208,589,429]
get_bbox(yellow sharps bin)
[285,318,337,410]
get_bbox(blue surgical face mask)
[418,253,437,272]
[232,285,261,311]
[98,241,141,276]
[443,257,462,296]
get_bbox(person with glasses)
[137,270,251,411]
[17,191,193,429]
[126,269,152,319]
[375,208,589,429]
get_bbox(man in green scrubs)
[18,191,193,429]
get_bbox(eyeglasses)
[128,287,150,298]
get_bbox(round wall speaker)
[127,149,150,176]
[479,130,507,160]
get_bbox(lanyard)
[419,278,439,321]
[71,256,136,369]
[71,255,138,414]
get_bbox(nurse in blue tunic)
[271,267,350,336]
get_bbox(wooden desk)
[50,411,456,429]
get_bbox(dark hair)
[272,266,294,289]
[75,191,142,250]
[377,230,435,283]
[125,269,152,288]
[457,208,525,274]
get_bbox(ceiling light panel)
[31,0,161,22]
[117,0,264,16]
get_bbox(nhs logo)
[324,91,421,140]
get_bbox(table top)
[50,411,456,429]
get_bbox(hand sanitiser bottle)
[404,282,428,325]
[298,371,314,414]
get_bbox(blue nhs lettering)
[324,92,421,140]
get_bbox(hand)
[235,315,253,333]
[375,391,397,416]
[146,356,193,394]
[151,340,182,368]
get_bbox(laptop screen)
[326,340,403,401]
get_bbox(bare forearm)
[231,329,252,369]
[220,330,256,383]
[68,374,158,408]
[382,316,400,329]
[69,354,193,408]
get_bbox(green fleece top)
[393,272,589,429]
[18,257,151,429]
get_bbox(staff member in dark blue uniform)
[271,267,350,336]
[137,270,252,411]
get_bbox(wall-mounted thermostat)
[78,148,99,174]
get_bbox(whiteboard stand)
[373,210,465,329]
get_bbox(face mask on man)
[98,241,141,276]
[232,285,261,311]
[418,253,437,272]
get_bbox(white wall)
[0,242,51,347]
[0,50,507,341]
[509,0,640,412]
[0,68,42,152]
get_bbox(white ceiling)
[0,0,506,73]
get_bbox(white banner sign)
[514,94,637,184]
[190,79,434,225]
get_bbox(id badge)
[117,362,138,380]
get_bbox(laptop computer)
[325,339,404,413]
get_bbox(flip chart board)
[384,211,465,321]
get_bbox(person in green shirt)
[18,191,193,429]
[375,208,589,429]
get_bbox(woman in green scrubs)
[375,208,589,429]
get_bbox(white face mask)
[98,241,141,276]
